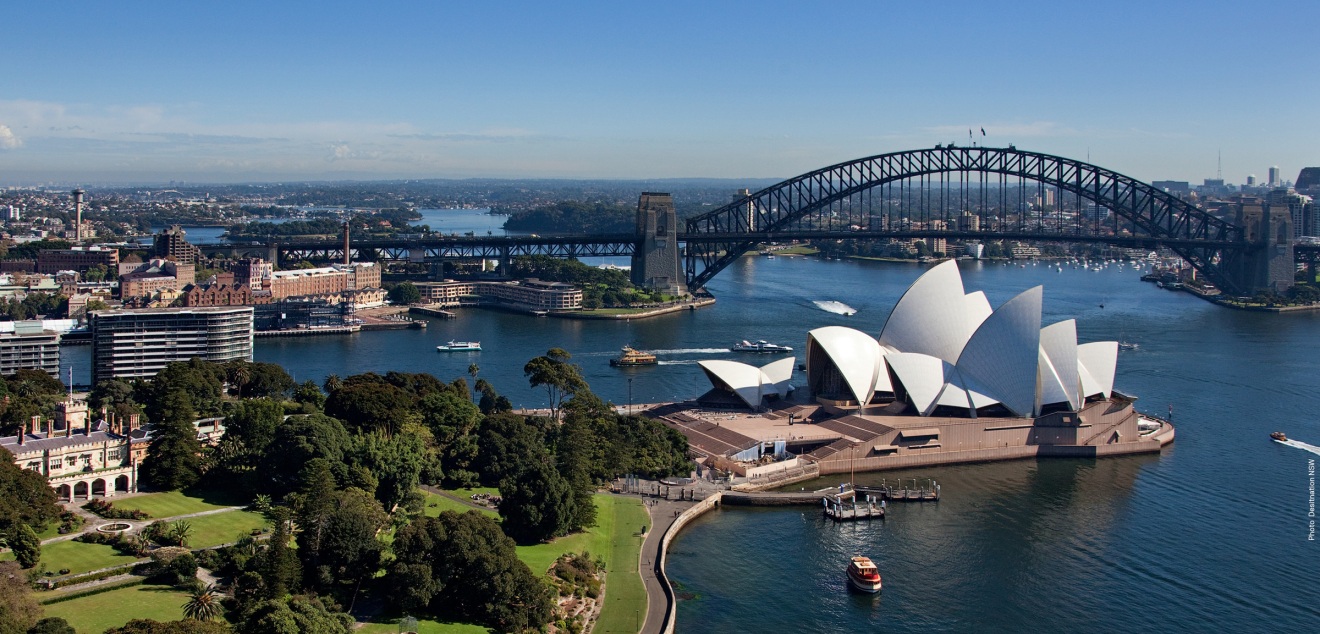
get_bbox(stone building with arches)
[0,402,151,501]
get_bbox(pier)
[856,480,941,502]
[822,489,886,521]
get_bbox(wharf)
[255,325,361,337]
[409,305,456,319]
[823,503,884,521]
[855,484,940,502]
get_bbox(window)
[26,461,40,470]
[50,459,62,469]
[67,455,78,466]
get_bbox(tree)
[467,363,479,401]
[292,381,325,411]
[474,380,512,415]
[499,460,576,544]
[389,511,554,633]
[323,382,414,436]
[523,349,586,420]
[348,432,424,511]
[10,524,40,569]
[171,520,193,548]
[83,298,110,312]
[5,370,63,398]
[387,281,421,305]
[290,460,336,589]
[312,488,387,593]
[166,552,197,586]
[26,617,76,634]
[321,374,341,394]
[216,399,285,474]
[0,447,61,539]
[235,595,352,634]
[141,389,203,491]
[181,585,222,622]
[103,619,233,634]
[475,413,548,488]
[258,507,298,600]
[0,561,41,634]
[418,391,481,446]
[256,414,350,498]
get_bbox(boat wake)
[1276,439,1320,457]
[813,300,857,316]
[656,360,701,365]
[647,348,730,355]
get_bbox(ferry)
[846,556,882,593]
[1270,431,1288,442]
[610,346,657,367]
[732,340,794,353]
[437,341,481,352]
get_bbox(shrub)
[83,499,150,520]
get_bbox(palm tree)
[182,584,222,622]
[171,520,193,547]
[323,374,342,394]
[226,362,251,396]
[467,363,480,401]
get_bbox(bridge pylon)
[1225,202,1294,296]
[631,193,687,296]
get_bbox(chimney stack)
[31,415,41,439]
[129,414,140,432]
[72,189,85,243]
[343,221,351,265]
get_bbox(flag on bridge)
[981,127,986,136]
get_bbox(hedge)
[41,578,146,604]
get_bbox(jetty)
[855,479,941,502]
[822,488,885,521]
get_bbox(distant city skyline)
[1,1,1317,185]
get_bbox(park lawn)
[357,618,491,634]
[579,307,656,316]
[108,489,247,519]
[774,246,819,255]
[36,521,76,541]
[421,490,496,518]
[444,486,499,499]
[179,509,267,548]
[0,539,144,576]
[44,583,192,634]
[592,496,650,634]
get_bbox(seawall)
[656,492,723,634]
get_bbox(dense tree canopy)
[502,201,634,234]
[389,511,554,633]
[0,447,61,539]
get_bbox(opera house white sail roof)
[696,260,1118,415]
[802,260,1119,417]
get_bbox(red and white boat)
[846,556,882,593]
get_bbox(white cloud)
[0,125,21,149]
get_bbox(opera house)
[659,261,1175,482]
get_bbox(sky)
[1,0,1317,185]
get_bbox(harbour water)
[61,228,1320,630]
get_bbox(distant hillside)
[502,201,634,234]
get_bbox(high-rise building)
[90,306,254,384]
[0,321,62,377]
[1247,175,1257,187]
[1269,166,1282,187]
[151,225,201,265]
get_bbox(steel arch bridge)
[684,146,1256,293]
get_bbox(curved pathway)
[637,497,694,634]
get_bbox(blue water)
[61,253,1320,630]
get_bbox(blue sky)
[1,1,1316,184]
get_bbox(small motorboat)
[437,341,481,352]
[1119,342,1138,350]
[846,556,882,593]
[1270,431,1288,442]
[732,340,794,353]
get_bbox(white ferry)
[732,340,794,353]
[437,341,481,352]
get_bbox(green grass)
[36,520,79,542]
[593,496,650,634]
[443,486,499,499]
[178,510,267,549]
[357,618,492,634]
[43,583,191,634]
[772,246,819,255]
[108,489,247,519]
[421,490,497,518]
[579,307,657,316]
[0,539,145,576]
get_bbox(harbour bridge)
[199,146,1297,296]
